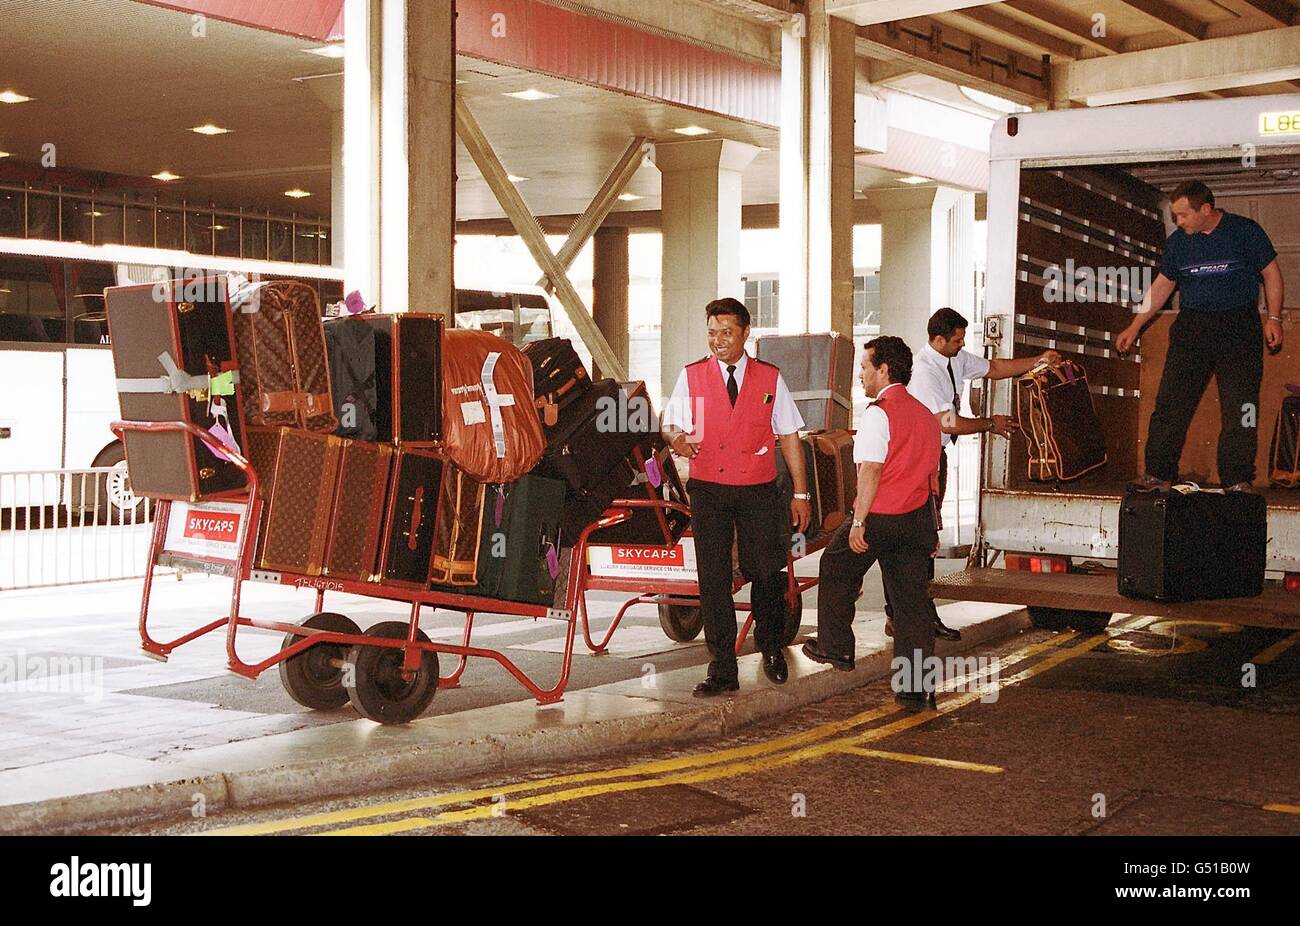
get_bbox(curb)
[2,605,1029,835]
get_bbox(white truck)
[932,93,1300,632]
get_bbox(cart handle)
[110,419,261,501]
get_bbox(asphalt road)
[115,613,1300,837]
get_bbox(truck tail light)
[1285,572,1300,593]
[1006,553,1070,574]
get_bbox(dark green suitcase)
[459,473,567,605]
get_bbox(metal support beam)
[535,135,651,293]
[455,96,628,382]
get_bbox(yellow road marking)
[1263,803,1300,815]
[1250,631,1300,666]
[314,632,1109,836]
[204,631,1078,836]
[835,745,1003,774]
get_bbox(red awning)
[131,0,344,42]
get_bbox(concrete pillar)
[342,0,381,302]
[379,0,456,314]
[806,0,856,337]
[874,185,972,351]
[592,226,630,382]
[652,139,761,401]
[778,15,808,335]
[330,111,343,267]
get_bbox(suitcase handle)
[407,486,425,550]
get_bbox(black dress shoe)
[762,650,788,684]
[927,691,938,710]
[693,676,739,697]
[934,619,962,642]
[894,693,930,714]
[801,639,854,672]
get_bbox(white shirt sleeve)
[853,404,890,464]
[907,365,954,415]
[958,349,991,381]
[660,369,694,434]
[770,373,806,436]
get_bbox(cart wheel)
[1027,607,1070,631]
[1064,610,1112,634]
[781,581,805,647]
[278,612,361,710]
[658,602,703,642]
[344,621,439,725]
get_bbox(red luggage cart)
[116,419,825,725]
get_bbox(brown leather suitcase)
[428,463,487,586]
[1268,394,1300,487]
[1015,359,1108,482]
[323,440,394,582]
[230,279,338,433]
[521,337,590,428]
[106,276,248,501]
[255,428,343,576]
[776,432,822,541]
[756,332,855,431]
[441,329,546,483]
[809,430,856,533]
[378,449,445,589]
[354,312,443,446]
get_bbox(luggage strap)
[791,388,851,411]
[480,351,517,460]
[116,353,238,396]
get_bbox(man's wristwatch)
[1268,314,1283,321]
[793,492,811,500]
[851,518,864,528]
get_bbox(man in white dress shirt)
[892,307,1059,641]
[662,298,812,696]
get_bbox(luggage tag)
[203,396,241,462]
[645,455,663,488]
[545,543,560,579]
[494,486,506,528]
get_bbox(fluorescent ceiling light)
[507,174,530,183]
[617,193,643,202]
[0,91,33,104]
[305,44,344,59]
[190,124,231,136]
[899,175,929,184]
[672,126,710,136]
[151,170,181,182]
[284,188,312,198]
[504,89,556,101]
[210,224,227,231]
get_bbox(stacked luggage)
[1014,358,1108,482]
[106,276,685,608]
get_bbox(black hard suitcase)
[457,474,567,604]
[521,337,590,428]
[356,312,443,446]
[1118,486,1266,601]
[378,449,445,588]
[535,379,648,492]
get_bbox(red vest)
[685,355,780,485]
[870,384,941,515]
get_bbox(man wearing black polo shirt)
[1116,180,1285,491]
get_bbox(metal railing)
[1,467,155,590]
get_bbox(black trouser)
[689,478,790,684]
[815,502,938,696]
[883,449,945,622]
[1145,306,1263,486]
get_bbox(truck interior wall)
[1007,165,1163,491]
[1136,189,1300,491]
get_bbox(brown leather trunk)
[255,428,343,576]
[230,280,338,433]
[428,463,487,586]
[755,333,856,431]
[323,440,394,582]
[105,276,248,502]
[378,449,445,589]
[440,329,545,483]
[1015,359,1109,482]
[809,430,856,533]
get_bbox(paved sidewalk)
[0,561,1025,834]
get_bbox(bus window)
[0,256,65,343]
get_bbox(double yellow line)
[205,628,1109,836]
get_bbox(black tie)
[947,358,959,411]
[726,364,738,406]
